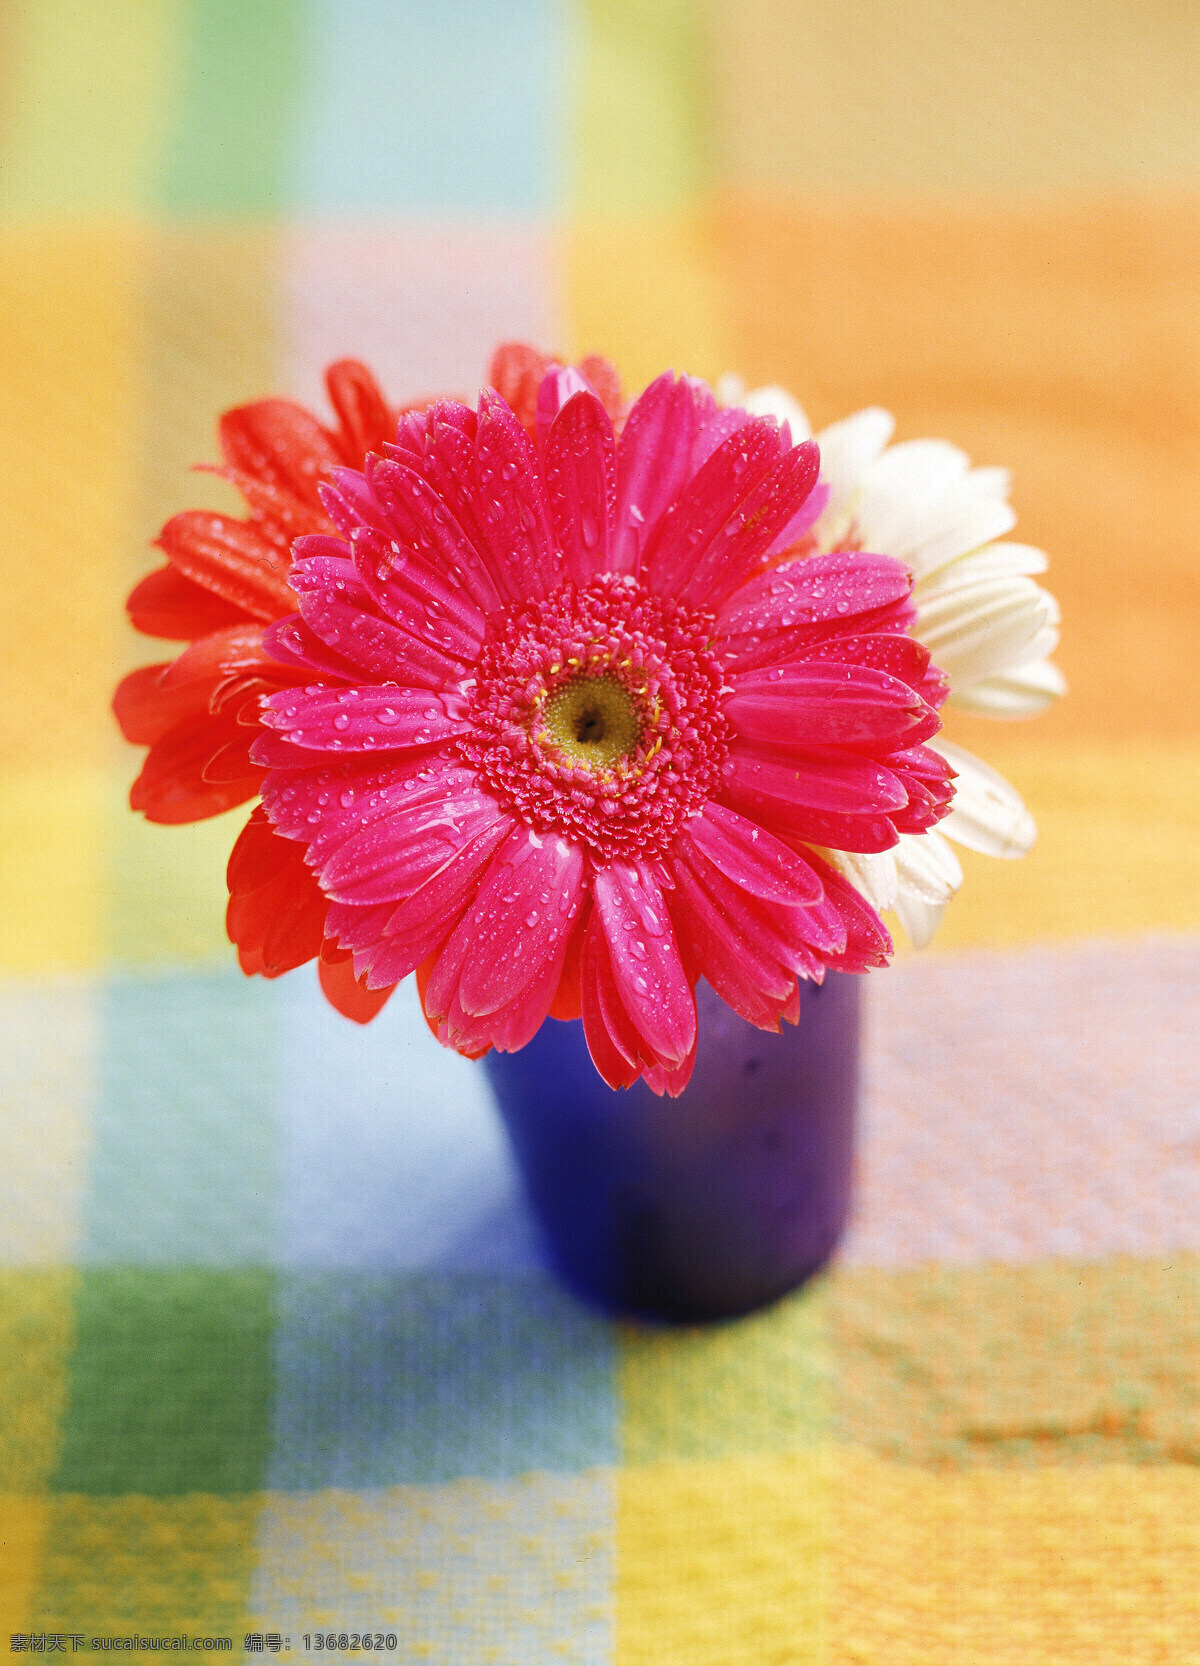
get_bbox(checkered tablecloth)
[3,4,1200,1660]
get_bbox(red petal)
[114,663,209,745]
[324,360,395,465]
[157,510,296,621]
[488,342,555,434]
[127,565,248,640]
[318,953,396,1024]
[130,715,263,823]
[219,397,342,511]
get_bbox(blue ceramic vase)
[483,972,859,1322]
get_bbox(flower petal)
[364,454,503,616]
[613,372,711,573]
[893,828,963,905]
[218,397,341,511]
[293,567,465,690]
[814,407,894,520]
[257,685,469,758]
[932,740,1037,858]
[677,438,821,610]
[642,418,782,600]
[454,828,586,1017]
[580,911,643,1090]
[683,801,824,906]
[157,511,296,621]
[725,661,937,750]
[360,815,517,989]
[720,743,908,852]
[543,389,617,585]
[127,564,248,640]
[893,893,947,951]
[470,389,559,600]
[950,656,1067,718]
[916,575,1060,688]
[717,549,912,644]
[319,784,507,905]
[853,438,970,554]
[592,861,696,1066]
[738,384,813,440]
[893,466,1018,579]
[318,952,397,1023]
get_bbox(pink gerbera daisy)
[255,364,954,1093]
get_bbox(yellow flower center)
[539,674,641,772]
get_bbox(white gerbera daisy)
[717,377,1065,948]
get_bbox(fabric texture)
[2,2,1199,1659]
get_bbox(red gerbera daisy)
[251,363,953,1093]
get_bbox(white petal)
[824,848,898,914]
[916,577,1060,687]
[915,541,1049,596]
[893,830,964,904]
[740,384,813,441]
[852,438,970,555]
[951,657,1067,718]
[815,408,895,520]
[714,373,747,407]
[902,490,1018,580]
[893,892,947,950]
[964,466,1011,500]
[933,740,1037,858]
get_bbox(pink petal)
[256,685,469,758]
[295,583,463,690]
[800,630,933,685]
[454,828,586,1017]
[534,365,591,449]
[640,1045,697,1098]
[366,454,502,616]
[261,615,365,682]
[580,913,643,1090]
[719,745,904,853]
[676,838,829,980]
[886,744,956,833]
[391,401,518,607]
[346,522,485,661]
[643,419,784,600]
[470,390,559,600]
[669,857,799,1030]
[263,754,473,863]
[725,662,937,750]
[592,861,696,1066]
[766,479,829,557]
[802,852,892,970]
[612,373,711,574]
[319,786,507,905]
[542,390,616,586]
[723,740,908,814]
[672,440,821,610]
[424,834,583,1058]
[365,816,517,987]
[716,550,912,641]
[682,802,824,906]
[319,468,391,537]
[688,402,751,473]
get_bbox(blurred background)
[2,2,1199,1659]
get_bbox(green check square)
[51,1269,274,1495]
